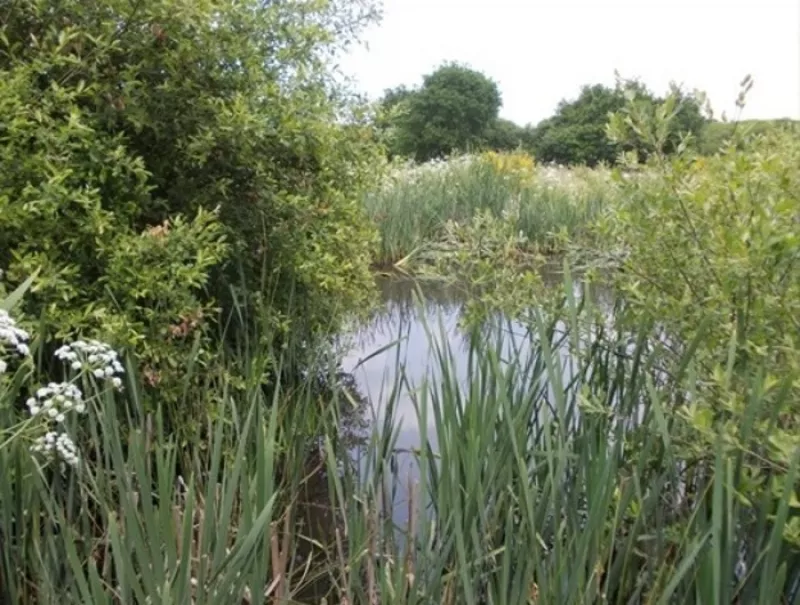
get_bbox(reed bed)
[365,154,618,265]
[1,276,797,604]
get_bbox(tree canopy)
[528,81,708,166]
[377,68,709,166]
[482,118,533,153]
[381,63,503,161]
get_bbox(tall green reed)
[333,280,799,604]
[365,157,614,265]
[1,274,797,603]
[0,303,357,603]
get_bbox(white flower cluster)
[55,339,124,389]
[26,379,88,468]
[0,309,30,375]
[27,382,85,467]
[30,431,79,467]
[26,382,85,422]
[379,154,479,192]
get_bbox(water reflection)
[339,268,612,527]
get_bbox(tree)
[0,0,381,415]
[374,85,414,157]
[482,118,529,152]
[388,63,502,162]
[528,84,629,166]
[380,85,414,110]
[528,80,707,166]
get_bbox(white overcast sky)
[338,0,800,126]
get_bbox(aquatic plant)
[366,151,616,265]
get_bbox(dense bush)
[0,0,381,410]
[601,90,800,543]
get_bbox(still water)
[338,270,611,527]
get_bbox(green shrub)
[0,0,381,408]
[602,89,800,543]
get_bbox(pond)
[338,267,613,529]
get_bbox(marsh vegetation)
[1,1,799,603]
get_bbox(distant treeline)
[376,62,798,164]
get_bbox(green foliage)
[0,0,382,406]
[424,207,546,324]
[482,117,534,152]
[529,80,707,166]
[602,85,800,541]
[0,304,354,603]
[382,63,503,162]
[529,84,628,166]
[3,280,798,602]
[698,118,800,156]
[607,80,708,162]
[387,82,800,581]
[380,84,415,111]
[366,154,615,265]
[660,82,709,152]
[373,85,413,158]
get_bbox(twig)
[365,500,377,605]
[334,528,350,605]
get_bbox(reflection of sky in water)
[338,272,608,527]
[340,280,463,495]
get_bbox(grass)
[365,153,618,266]
[1,275,798,603]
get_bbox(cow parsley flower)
[30,431,79,467]
[0,309,31,361]
[55,339,124,389]
[26,382,85,420]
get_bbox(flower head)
[55,339,124,389]
[27,382,84,421]
[31,431,79,467]
[0,309,31,364]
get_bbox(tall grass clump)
[365,152,617,266]
[0,276,365,603]
[330,278,800,604]
[2,262,799,602]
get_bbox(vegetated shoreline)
[2,0,799,597]
[364,152,618,269]
[6,131,799,601]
